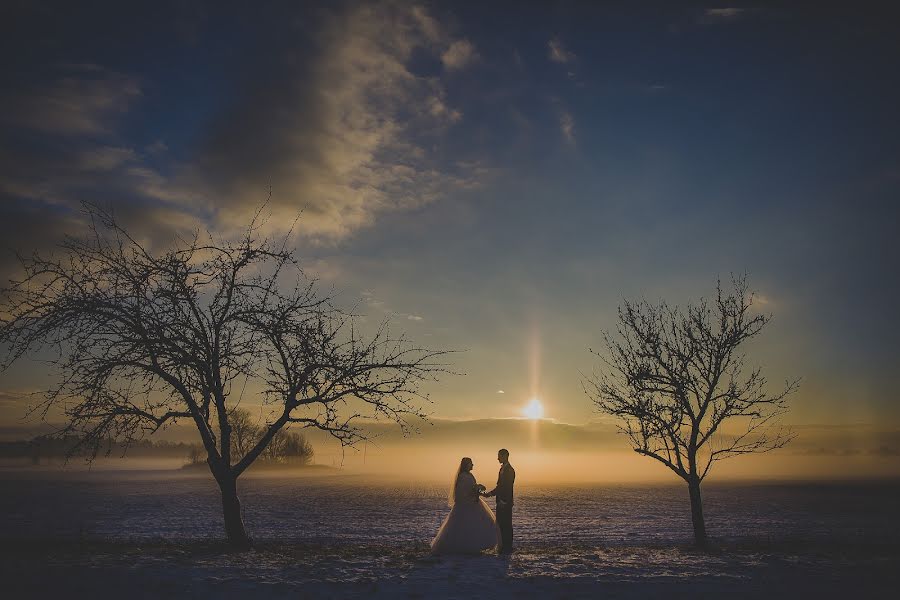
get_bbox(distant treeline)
[0,429,315,466]
[0,434,197,462]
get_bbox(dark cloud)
[0,2,481,286]
[1,64,140,136]
[0,1,484,290]
[190,2,478,238]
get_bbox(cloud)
[0,61,202,281]
[705,8,744,19]
[359,290,425,324]
[1,64,141,136]
[786,424,900,457]
[753,292,773,306]
[698,8,746,25]
[0,2,485,285]
[0,390,29,407]
[0,129,198,275]
[667,7,751,32]
[427,93,463,123]
[548,37,575,63]
[560,111,575,143]
[189,2,479,241]
[441,39,478,70]
[145,140,168,155]
[0,389,47,433]
[77,146,138,171]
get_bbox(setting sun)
[523,398,544,420]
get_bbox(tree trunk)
[687,476,708,547]
[210,460,252,550]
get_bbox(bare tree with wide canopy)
[0,203,449,549]
[583,277,798,546]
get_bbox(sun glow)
[523,398,544,420]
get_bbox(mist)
[280,417,900,484]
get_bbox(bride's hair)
[448,457,473,506]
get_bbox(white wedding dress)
[430,471,499,554]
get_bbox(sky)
[1,1,899,479]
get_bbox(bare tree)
[583,277,798,546]
[0,203,448,549]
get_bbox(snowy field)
[1,470,898,598]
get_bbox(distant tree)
[0,202,448,549]
[187,444,205,465]
[583,277,798,546]
[281,430,314,464]
[227,408,260,462]
[262,428,314,464]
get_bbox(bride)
[431,457,499,554]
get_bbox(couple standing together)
[431,448,516,555]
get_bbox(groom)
[482,448,515,554]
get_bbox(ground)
[3,540,897,599]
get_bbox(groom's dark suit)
[486,462,515,553]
